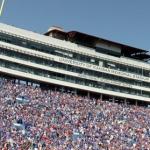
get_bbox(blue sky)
[1,0,150,52]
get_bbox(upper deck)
[45,28,150,62]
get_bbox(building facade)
[0,23,150,106]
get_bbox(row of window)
[95,47,121,57]
[0,33,149,77]
[0,58,149,98]
[0,48,150,89]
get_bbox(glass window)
[79,54,85,62]
[73,53,78,59]
[1,33,150,79]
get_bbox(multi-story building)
[0,23,150,106]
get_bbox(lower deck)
[0,73,149,107]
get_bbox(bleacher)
[0,78,150,149]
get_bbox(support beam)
[61,86,64,93]
[13,78,16,84]
[75,89,77,95]
[18,79,20,84]
[100,94,103,101]
[87,91,90,98]
[124,98,127,105]
[135,100,138,106]
[113,97,115,103]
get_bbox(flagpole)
[0,0,5,18]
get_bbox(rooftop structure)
[45,29,150,61]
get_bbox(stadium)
[0,23,150,149]
[0,23,150,105]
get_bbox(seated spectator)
[0,78,150,149]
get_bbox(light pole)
[0,0,5,18]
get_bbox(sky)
[0,0,150,52]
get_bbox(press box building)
[0,23,150,106]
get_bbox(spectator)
[0,78,150,149]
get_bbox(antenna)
[0,0,5,18]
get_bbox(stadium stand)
[0,78,150,149]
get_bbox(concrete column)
[87,91,90,98]
[124,98,127,105]
[55,87,57,92]
[26,80,28,85]
[75,89,77,95]
[13,79,16,84]
[100,94,103,101]
[113,97,115,103]
[135,100,138,106]
[61,86,64,93]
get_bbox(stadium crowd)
[0,78,150,149]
